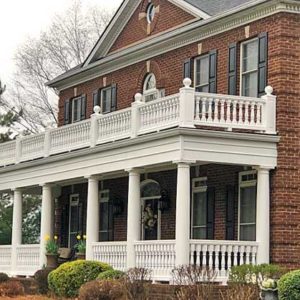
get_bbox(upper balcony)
[0,79,276,168]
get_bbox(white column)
[11,189,23,275]
[175,162,191,266]
[126,169,141,269]
[256,167,271,264]
[86,176,99,260]
[40,184,54,267]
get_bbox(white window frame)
[146,3,155,24]
[143,73,159,102]
[99,189,113,241]
[238,170,257,241]
[68,194,80,248]
[194,54,210,92]
[240,37,259,97]
[101,86,112,114]
[140,179,161,241]
[72,97,82,123]
[191,177,208,239]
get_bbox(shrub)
[79,279,124,300]
[97,269,125,280]
[0,280,25,297]
[278,269,300,300]
[34,268,53,294]
[0,273,9,283]
[48,260,112,298]
[220,284,259,300]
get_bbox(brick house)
[0,0,299,281]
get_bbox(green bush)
[0,273,9,283]
[78,279,124,300]
[97,269,125,280]
[48,260,112,298]
[278,270,300,300]
[34,268,53,294]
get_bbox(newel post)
[131,93,143,138]
[179,78,196,128]
[261,86,276,134]
[90,106,101,148]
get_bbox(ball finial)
[265,86,273,96]
[135,93,143,103]
[183,78,192,88]
[93,105,101,114]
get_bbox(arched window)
[146,3,156,24]
[143,73,158,102]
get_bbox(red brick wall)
[109,0,195,53]
[57,12,300,268]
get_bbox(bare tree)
[2,0,114,133]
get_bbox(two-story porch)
[0,80,278,282]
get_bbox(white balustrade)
[97,109,132,143]
[0,246,12,273]
[20,133,45,162]
[194,92,266,131]
[92,242,127,271]
[50,120,91,155]
[16,244,40,276]
[0,82,276,168]
[134,240,176,280]
[0,141,16,166]
[189,240,259,281]
[138,94,180,134]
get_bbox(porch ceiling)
[0,128,278,191]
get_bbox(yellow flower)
[54,235,58,240]
[77,235,81,240]
[44,234,50,241]
[83,235,86,240]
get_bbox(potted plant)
[75,234,86,260]
[45,235,59,268]
[260,278,278,300]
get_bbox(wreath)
[142,204,158,229]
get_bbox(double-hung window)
[72,97,82,123]
[99,190,114,242]
[64,95,86,124]
[238,171,257,241]
[194,55,210,92]
[93,84,117,114]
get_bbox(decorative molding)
[48,0,300,91]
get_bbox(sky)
[0,0,123,84]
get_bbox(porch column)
[11,189,23,275]
[86,176,99,260]
[175,162,191,266]
[126,169,141,269]
[256,167,271,264]
[40,184,54,267]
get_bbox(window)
[238,171,257,241]
[99,190,114,242]
[194,55,210,92]
[72,97,82,123]
[100,85,117,114]
[68,194,82,248]
[143,73,159,102]
[192,178,208,239]
[146,3,155,24]
[64,95,86,124]
[241,38,259,97]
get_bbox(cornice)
[48,0,300,91]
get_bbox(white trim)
[193,54,210,91]
[237,170,257,241]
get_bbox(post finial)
[183,78,192,88]
[93,105,101,114]
[134,93,143,103]
[265,86,273,96]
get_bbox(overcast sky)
[0,0,123,83]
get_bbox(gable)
[108,0,199,54]
[83,0,209,67]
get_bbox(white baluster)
[195,97,200,121]
[201,98,207,122]
[220,99,225,124]
[207,98,213,122]
[250,102,255,125]
[232,100,238,124]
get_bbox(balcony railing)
[0,79,276,168]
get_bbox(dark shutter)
[111,84,117,112]
[258,32,268,97]
[80,95,86,120]
[64,99,70,125]
[228,43,237,95]
[226,185,235,240]
[92,90,100,108]
[183,58,193,80]
[206,187,215,239]
[209,50,217,93]
[60,200,69,247]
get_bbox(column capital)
[84,175,101,181]
[39,183,55,188]
[253,166,273,172]
[173,160,196,167]
[11,188,22,193]
[125,167,143,174]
